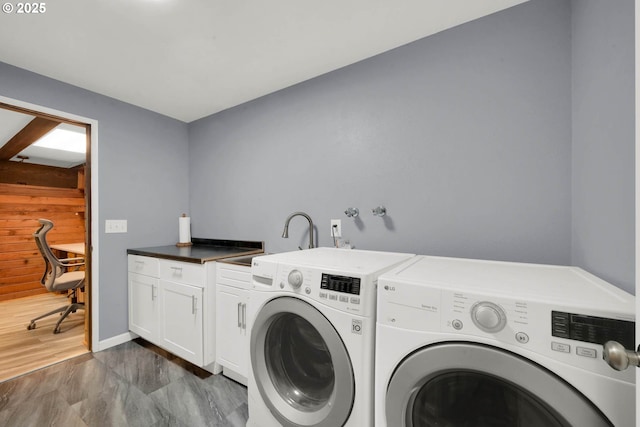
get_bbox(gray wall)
[189,0,573,264]
[0,0,633,344]
[571,0,635,293]
[0,62,190,340]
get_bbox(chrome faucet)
[281,211,315,249]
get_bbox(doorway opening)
[0,99,94,381]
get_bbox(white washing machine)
[375,255,635,427]
[246,247,414,427]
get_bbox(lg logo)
[352,319,362,335]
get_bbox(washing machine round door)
[250,296,355,427]
[386,343,612,427]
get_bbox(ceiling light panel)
[33,124,86,154]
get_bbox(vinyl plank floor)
[0,339,249,427]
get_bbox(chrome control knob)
[471,301,506,333]
[288,270,304,289]
[344,207,359,218]
[603,341,640,371]
[372,206,387,217]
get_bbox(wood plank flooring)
[0,292,87,383]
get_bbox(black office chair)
[28,219,85,334]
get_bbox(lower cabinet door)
[216,284,249,378]
[128,272,158,341]
[159,280,203,365]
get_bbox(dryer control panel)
[551,311,635,350]
[377,281,635,381]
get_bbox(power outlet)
[105,219,127,234]
[330,219,342,238]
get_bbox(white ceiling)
[0,108,87,167]
[0,0,527,123]
[0,109,33,142]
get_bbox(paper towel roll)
[179,215,191,243]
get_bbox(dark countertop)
[217,253,271,267]
[127,238,264,264]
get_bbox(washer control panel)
[272,263,370,316]
[321,273,361,295]
[287,270,304,289]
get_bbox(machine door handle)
[603,341,640,371]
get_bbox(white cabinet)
[128,255,216,368]
[128,272,159,339]
[159,280,203,365]
[216,285,249,381]
[216,262,252,385]
[128,255,159,340]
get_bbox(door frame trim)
[0,95,100,352]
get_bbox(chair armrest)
[63,262,85,268]
[60,257,85,268]
[60,257,84,263]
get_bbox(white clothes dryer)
[375,255,635,427]
[246,248,414,427]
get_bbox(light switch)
[105,219,127,233]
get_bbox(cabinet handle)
[237,302,242,327]
[241,303,247,330]
[192,295,197,315]
[151,284,157,300]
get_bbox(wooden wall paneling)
[76,166,85,192]
[0,183,85,301]
[0,161,81,188]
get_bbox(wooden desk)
[49,243,85,255]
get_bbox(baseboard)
[95,331,137,352]
[222,367,248,386]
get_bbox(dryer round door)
[386,343,612,427]
[250,296,355,427]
